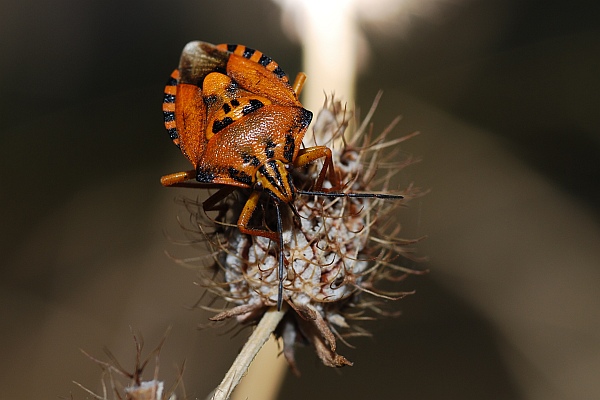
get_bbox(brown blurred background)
[1,0,599,399]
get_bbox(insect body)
[161,42,402,310]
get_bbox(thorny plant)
[72,331,185,400]
[174,93,425,373]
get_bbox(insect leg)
[237,191,284,308]
[275,202,285,310]
[292,72,307,96]
[294,146,340,190]
[237,191,279,242]
[203,186,237,210]
[160,170,196,186]
[200,186,238,224]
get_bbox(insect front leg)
[236,191,280,242]
[294,146,340,190]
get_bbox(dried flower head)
[178,94,423,371]
[73,332,184,400]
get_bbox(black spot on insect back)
[196,168,215,183]
[265,139,276,159]
[163,111,175,122]
[283,134,295,162]
[204,94,218,106]
[258,55,272,67]
[213,117,234,134]
[272,66,286,79]
[166,75,178,87]
[242,99,264,116]
[242,47,256,59]
[163,92,175,103]
[167,128,178,141]
[242,153,261,167]
[298,108,313,128]
[228,167,252,185]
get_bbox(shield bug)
[161,42,403,310]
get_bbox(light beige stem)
[209,307,286,400]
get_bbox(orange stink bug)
[161,42,402,310]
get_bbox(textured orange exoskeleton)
[161,42,402,309]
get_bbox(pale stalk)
[209,307,286,400]
[231,335,288,400]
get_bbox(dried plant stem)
[231,334,288,400]
[209,306,286,400]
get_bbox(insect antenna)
[275,201,285,311]
[297,190,404,200]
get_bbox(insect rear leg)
[294,146,340,190]
[201,186,237,223]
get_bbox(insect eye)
[227,80,239,95]
[204,94,218,106]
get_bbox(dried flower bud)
[74,332,182,400]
